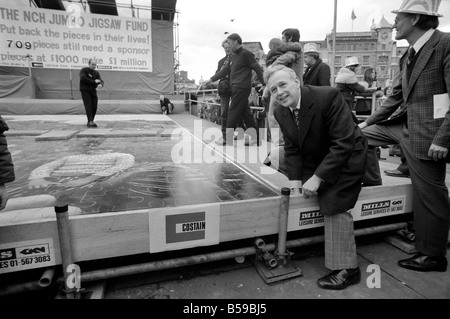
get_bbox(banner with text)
[0,1,152,72]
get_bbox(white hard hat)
[345,56,360,67]
[392,0,443,17]
[303,43,318,54]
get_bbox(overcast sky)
[175,0,450,84]
[5,0,450,85]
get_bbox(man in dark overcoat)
[266,65,367,290]
[302,43,331,87]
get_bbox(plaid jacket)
[366,30,450,160]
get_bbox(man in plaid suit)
[359,0,449,272]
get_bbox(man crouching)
[265,65,367,290]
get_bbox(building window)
[382,44,387,51]
[363,56,370,65]
[335,56,342,66]
[378,55,389,64]
[370,43,375,50]
[364,43,369,51]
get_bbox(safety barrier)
[185,89,220,119]
[355,92,386,122]
[0,188,410,297]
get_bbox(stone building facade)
[300,17,408,87]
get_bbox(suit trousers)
[219,93,231,137]
[226,87,257,143]
[362,122,450,256]
[81,90,98,123]
[324,212,358,270]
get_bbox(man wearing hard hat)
[335,56,377,117]
[359,0,449,272]
[302,43,331,87]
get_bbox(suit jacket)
[366,30,450,161]
[274,86,367,215]
[79,67,104,91]
[160,98,172,108]
[303,59,331,87]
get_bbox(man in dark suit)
[359,0,449,272]
[204,33,265,146]
[79,58,104,128]
[266,65,367,290]
[215,39,233,143]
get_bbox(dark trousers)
[363,122,450,256]
[161,103,174,114]
[226,87,257,143]
[363,146,383,185]
[81,90,98,123]
[219,93,231,137]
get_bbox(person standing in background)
[302,43,331,86]
[215,39,233,143]
[280,28,303,80]
[354,68,384,116]
[266,28,304,139]
[0,115,15,211]
[80,58,104,128]
[204,33,265,146]
[335,56,377,119]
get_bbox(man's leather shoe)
[384,169,410,178]
[398,253,447,272]
[362,182,382,187]
[317,267,361,290]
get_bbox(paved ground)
[0,112,449,303]
[103,236,450,300]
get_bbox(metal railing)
[185,89,220,118]
[355,91,386,122]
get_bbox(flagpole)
[331,0,337,86]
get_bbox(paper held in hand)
[433,93,450,119]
